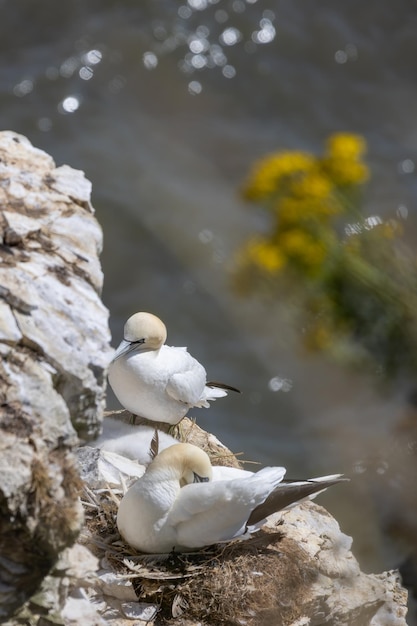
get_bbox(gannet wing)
[168,481,252,545]
[168,468,286,546]
[166,369,206,405]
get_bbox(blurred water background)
[2,0,417,613]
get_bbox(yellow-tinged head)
[123,312,167,350]
[149,443,213,487]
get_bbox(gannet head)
[124,312,167,348]
[112,312,167,361]
[150,443,213,487]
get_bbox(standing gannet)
[108,312,239,425]
[116,443,347,553]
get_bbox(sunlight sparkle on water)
[79,66,94,80]
[252,19,275,44]
[398,158,415,174]
[220,27,242,46]
[196,25,210,37]
[191,54,208,69]
[189,37,210,53]
[334,50,348,64]
[233,0,246,12]
[143,52,159,70]
[397,205,408,220]
[13,79,34,97]
[345,215,383,236]
[188,0,209,10]
[210,44,227,66]
[353,460,367,474]
[268,376,293,392]
[222,64,236,78]
[60,56,79,78]
[178,6,192,18]
[198,229,214,243]
[83,49,102,65]
[58,96,80,114]
[335,44,358,65]
[145,1,277,91]
[188,80,203,94]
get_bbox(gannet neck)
[123,312,167,351]
[148,443,213,487]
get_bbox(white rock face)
[0,131,112,438]
[0,131,113,620]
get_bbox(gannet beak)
[112,339,145,362]
[193,472,210,484]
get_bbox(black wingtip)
[207,381,241,393]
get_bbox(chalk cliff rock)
[0,131,112,619]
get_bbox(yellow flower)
[322,159,369,186]
[290,172,333,201]
[326,133,367,160]
[322,133,369,186]
[278,196,340,227]
[278,229,327,269]
[246,238,286,272]
[242,151,316,202]
[278,197,307,224]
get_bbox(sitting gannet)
[116,443,347,553]
[108,312,239,425]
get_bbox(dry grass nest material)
[80,418,319,626]
[104,410,246,469]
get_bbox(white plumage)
[116,442,346,553]
[92,418,179,465]
[108,312,239,425]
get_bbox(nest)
[79,472,318,625]
[104,410,246,469]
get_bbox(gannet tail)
[195,381,241,407]
[207,381,241,393]
[247,474,348,527]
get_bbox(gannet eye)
[193,472,210,483]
